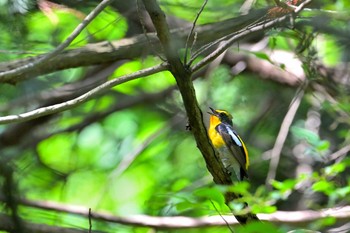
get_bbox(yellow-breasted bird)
[208,107,249,182]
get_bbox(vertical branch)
[141,0,228,185]
[88,208,92,233]
[141,0,258,224]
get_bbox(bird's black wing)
[215,123,248,178]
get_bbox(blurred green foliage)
[0,0,350,232]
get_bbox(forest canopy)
[0,0,349,232]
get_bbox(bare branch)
[0,0,114,83]
[141,0,228,185]
[0,10,267,83]
[265,85,306,187]
[184,0,208,65]
[328,144,350,162]
[1,197,350,229]
[0,63,169,124]
[191,0,313,73]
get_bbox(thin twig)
[265,84,306,188]
[0,0,115,83]
[328,144,350,162]
[210,200,234,233]
[188,14,269,67]
[136,0,166,61]
[184,0,208,65]
[89,208,92,233]
[189,19,270,69]
[190,0,312,72]
[0,63,169,124]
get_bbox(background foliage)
[0,0,349,232]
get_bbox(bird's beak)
[208,107,218,116]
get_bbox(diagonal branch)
[141,0,257,225]
[0,0,114,83]
[266,85,306,187]
[141,0,228,185]
[191,0,313,72]
[0,63,168,124]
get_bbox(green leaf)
[291,126,320,145]
[193,187,225,205]
[171,178,190,192]
[251,51,273,63]
[324,162,346,176]
[316,140,330,151]
[312,180,334,195]
[271,179,297,192]
[175,200,194,211]
[228,181,250,195]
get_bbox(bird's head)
[208,107,233,126]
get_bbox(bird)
[207,107,249,182]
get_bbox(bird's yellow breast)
[208,115,226,148]
[208,128,226,148]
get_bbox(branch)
[183,0,208,65]
[223,50,305,86]
[0,9,267,83]
[191,0,313,72]
[0,61,122,113]
[0,63,168,124]
[328,144,350,162]
[0,0,114,83]
[265,85,305,187]
[141,0,258,224]
[141,0,228,185]
[1,197,350,229]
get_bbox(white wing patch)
[225,125,242,147]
